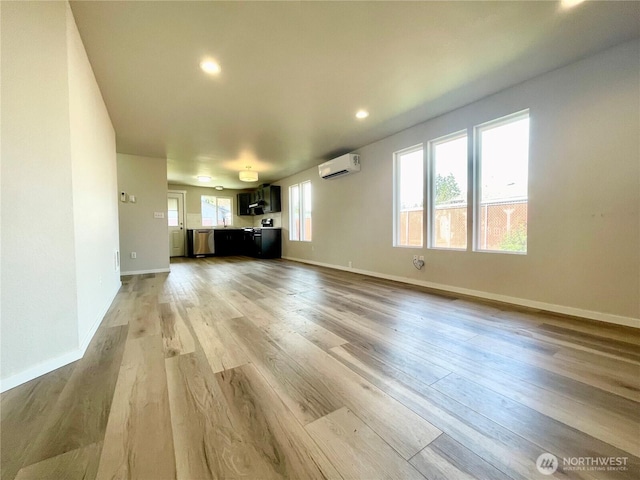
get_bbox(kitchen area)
[171,183,283,260]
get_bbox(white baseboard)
[79,282,121,352]
[120,267,170,275]
[1,283,122,393]
[0,349,83,393]
[282,256,640,329]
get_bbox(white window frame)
[393,144,424,248]
[289,184,300,241]
[201,195,233,227]
[473,109,530,254]
[427,130,469,251]
[289,180,312,242]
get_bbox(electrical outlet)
[413,255,418,261]
[348,261,352,268]
[130,252,137,259]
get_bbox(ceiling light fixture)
[197,175,211,182]
[214,185,224,191]
[200,59,221,75]
[355,109,369,119]
[560,0,585,8]
[239,166,258,182]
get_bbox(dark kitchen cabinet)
[214,229,244,255]
[187,228,280,259]
[237,186,281,216]
[237,193,252,216]
[251,228,281,259]
[242,229,257,257]
[261,185,281,214]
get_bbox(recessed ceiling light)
[561,0,585,8]
[199,59,221,75]
[355,110,369,119]
[214,185,224,191]
[197,175,211,182]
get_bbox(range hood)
[248,199,266,209]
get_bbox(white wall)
[67,3,121,346]
[118,154,170,274]
[1,2,120,390]
[0,1,3,369]
[1,1,79,383]
[280,40,640,327]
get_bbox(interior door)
[167,192,185,257]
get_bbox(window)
[289,185,300,241]
[393,110,529,254]
[302,181,312,241]
[394,145,424,247]
[475,111,529,253]
[167,197,179,227]
[428,132,468,250]
[289,181,312,241]
[201,195,233,226]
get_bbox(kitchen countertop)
[186,227,281,230]
[186,227,245,230]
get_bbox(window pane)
[201,195,217,226]
[289,185,300,241]
[302,181,312,241]
[477,114,529,253]
[395,148,423,247]
[201,195,232,227]
[168,197,179,227]
[431,135,467,249]
[217,197,232,226]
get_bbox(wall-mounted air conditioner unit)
[318,153,360,179]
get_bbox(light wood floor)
[2,256,639,479]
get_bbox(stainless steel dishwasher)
[191,229,215,256]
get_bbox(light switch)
[154,212,165,219]
[129,195,136,203]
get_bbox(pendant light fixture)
[239,166,258,182]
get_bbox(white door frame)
[168,190,187,257]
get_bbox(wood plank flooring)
[2,256,639,479]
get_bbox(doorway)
[167,191,186,257]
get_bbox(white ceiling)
[69,1,640,189]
